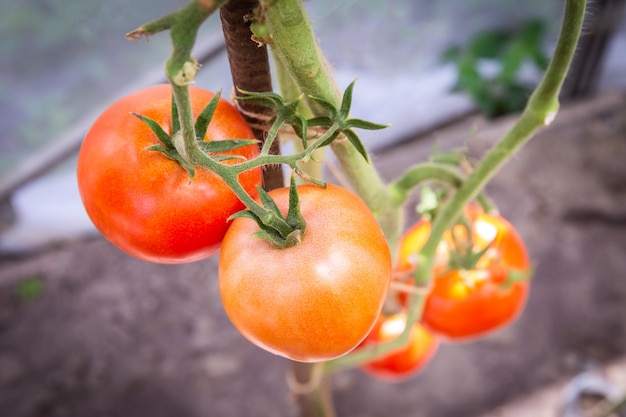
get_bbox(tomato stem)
[263,0,402,248]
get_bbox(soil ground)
[0,92,625,417]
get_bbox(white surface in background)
[0,163,95,253]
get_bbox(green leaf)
[132,112,172,148]
[469,30,511,59]
[440,45,462,63]
[195,92,221,141]
[15,276,44,302]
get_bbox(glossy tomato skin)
[218,184,392,362]
[77,84,261,264]
[359,313,439,382]
[397,209,530,341]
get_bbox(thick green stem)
[264,0,400,246]
[273,53,326,181]
[417,0,587,286]
[326,0,587,372]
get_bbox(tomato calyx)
[133,91,259,180]
[306,80,389,163]
[230,176,309,248]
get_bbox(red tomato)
[77,84,261,264]
[218,184,392,362]
[359,313,439,382]
[397,209,531,340]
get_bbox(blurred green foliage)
[14,275,44,302]
[442,19,549,118]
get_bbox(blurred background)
[1,1,626,416]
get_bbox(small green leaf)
[15,276,44,302]
[194,92,221,141]
[343,129,369,163]
[132,112,172,148]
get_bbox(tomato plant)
[218,183,392,362]
[397,208,531,340]
[77,84,262,264]
[359,313,439,382]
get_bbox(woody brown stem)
[219,0,283,190]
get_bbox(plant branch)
[325,0,587,372]
[263,0,400,247]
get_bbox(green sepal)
[308,94,338,117]
[342,129,369,163]
[194,92,221,141]
[131,112,173,148]
[144,144,196,180]
[345,118,389,131]
[307,116,333,128]
[501,264,535,289]
[253,228,288,248]
[228,209,261,223]
[285,175,306,232]
[236,89,309,142]
[257,186,282,214]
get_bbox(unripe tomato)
[219,184,392,362]
[77,85,262,264]
[397,208,531,341]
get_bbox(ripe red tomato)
[218,184,392,362]
[77,84,261,264]
[359,313,439,381]
[397,208,531,340]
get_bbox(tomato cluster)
[396,208,531,341]
[77,86,530,375]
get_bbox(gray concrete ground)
[0,92,625,417]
